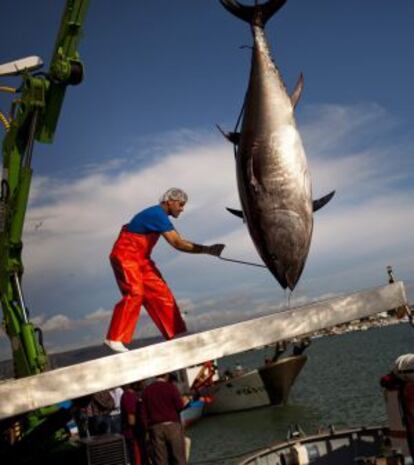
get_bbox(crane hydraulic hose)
[0,111,10,131]
[0,86,16,94]
[0,85,16,131]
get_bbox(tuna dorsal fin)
[216,124,240,145]
[290,72,304,109]
[313,190,335,212]
[219,0,287,27]
[226,207,244,220]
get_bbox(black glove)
[205,243,225,257]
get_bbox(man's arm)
[170,383,186,412]
[162,230,225,256]
[127,413,136,427]
[121,392,137,427]
[139,394,148,429]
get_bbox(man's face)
[167,200,186,218]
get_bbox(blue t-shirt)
[127,205,174,234]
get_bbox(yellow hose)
[0,85,16,131]
[0,111,10,131]
[0,85,16,94]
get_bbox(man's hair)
[159,188,188,203]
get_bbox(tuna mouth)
[268,255,306,291]
[259,210,311,290]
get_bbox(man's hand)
[204,244,225,257]
[162,231,225,256]
[182,394,193,406]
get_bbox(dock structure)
[0,281,408,420]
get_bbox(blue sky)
[0,0,413,359]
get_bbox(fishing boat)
[201,353,307,415]
[180,399,205,428]
[195,340,309,415]
[174,340,308,419]
[235,426,392,465]
[233,353,414,465]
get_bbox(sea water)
[187,323,414,465]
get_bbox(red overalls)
[106,227,187,343]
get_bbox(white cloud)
[23,141,237,278]
[3,101,411,357]
[312,193,414,258]
[41,314,74,332]
[84,307,112,322]
[300,103,392,156]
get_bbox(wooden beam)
[0,281,407,420]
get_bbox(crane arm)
[0,0,90,378]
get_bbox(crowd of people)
[73,373,190,465]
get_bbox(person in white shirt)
[109,386,124,434]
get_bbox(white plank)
[0,281,408,420]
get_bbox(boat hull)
[202,355,307,415]
[234,426,399,465]
[180,400,205,428]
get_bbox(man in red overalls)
[105,188,225,352]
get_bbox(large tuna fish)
[219,0,334,290]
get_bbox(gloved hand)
[204,243,225,257]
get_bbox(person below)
[141,373,189,465]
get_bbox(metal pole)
[219,256,267,269]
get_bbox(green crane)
[0,0,89,379]
[0,2,91,462]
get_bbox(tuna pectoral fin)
[226,207,244,220]
[220,0,287,27]
[313,190,335,212]
[216,124,240,145]
[290,73,304,109]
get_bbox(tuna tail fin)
[313,190,335,212]
[219,0,287,27]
